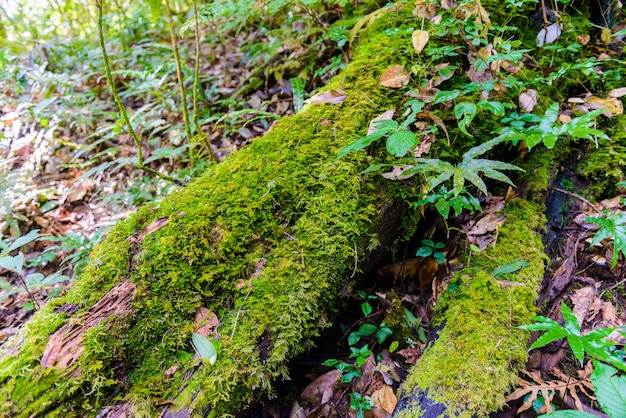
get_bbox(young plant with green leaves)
[521,301,626,372]
[585,211,626,268]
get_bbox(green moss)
[579,114,626,200]
[396,199,547,417]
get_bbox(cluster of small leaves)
[585,212,626,268]
[416,239,445,264]
[498,103,608,149]
[0,230,69,310]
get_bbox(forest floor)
[1,5,626,418]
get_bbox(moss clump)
[395,199,547,417]
[578,114,626,200]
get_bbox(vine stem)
[192,0,219,163]
[96,0,181,185]
[165,0,194,167]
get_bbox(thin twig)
[549,187,602,213]
[191,0,218,163]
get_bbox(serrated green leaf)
[561,302,581,336]
[7,230,41,253]
[386,131,418,157]
[337,120,398,160]
[567,334,585,365]
[528,328,569,350]
[348,332,361,346]
[592,361,626,418]
[191,332,218,365]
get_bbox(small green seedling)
[416,239,445,264]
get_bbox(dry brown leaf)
[289,400,307,418]
[381,165,415,180]
[430,63,455,87]
[519,89,538,113]
[370,385,397,414]
[406,86,437,102]
[413,0,436,19]
[306,89,347,105]
[299,370,342,405]
[584,95,623,117]
[412,30,429,54]
[570,286,596,325]
[380,65,410,88]
[608,87,626,98]
[367,109,396,135]
[420,110,450,145]
[194,307,220,339]
[577,34,591,46]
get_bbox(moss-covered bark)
[0,7,414,418]
[393,199,548,417]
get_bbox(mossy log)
[4,3,616,417]
[0,9,411,418]
[393,198,548,418]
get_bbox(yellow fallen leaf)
[371,384,398,414]
[412,30,429,54]
[380,65,410,88]
[584,95,623,116]
[601,27,612,45]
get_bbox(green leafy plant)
[349,392,373,418]
[521,301,626,372]
[585,212,626,268]
[413,186,482,218]
[0,230,69,310]
[416,239,445,263]
[498,104,608,149]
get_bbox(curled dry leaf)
[537,23,562,46]
[380,65,410,88]
[299,369,342,405]
[306,89,347,105]
[412,30,429,54]
[519,89,538,113]
[577,34,591,46]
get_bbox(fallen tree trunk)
[0,8,411,418]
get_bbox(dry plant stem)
[165,0,193,164]
[17,275,40,310]
[192,0,218,163]
[549,187,602,213]
[97,0,180,185]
